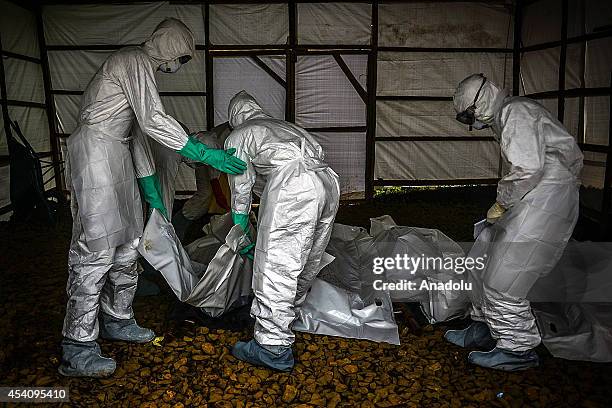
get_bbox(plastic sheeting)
[521,0,562,46]
[209,4,288,45]
[295,223,400,345]
[213,57,285,126]
[43,3,206,46]
[296,55,367,128]
[377,52,513,98]
[520,48,561,95]
[297,3,371,45]
[0,165,10,219]
[0,0,39,58]
[311,132,365,197]
[4,58,45,104]
[375,140,500,181]
[138,210,253,318]
[378,2,513,48]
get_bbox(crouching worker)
[446,74,583,371]
[59,19,246,378]
[225,91,340,371]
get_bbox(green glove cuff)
[232,211,250,234]
[178,137,208,162]
[137,174,168,218]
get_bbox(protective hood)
[228,91,270,129]
[453,74,508,126]
[142,18,195,67]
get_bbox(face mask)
[159,58,182,74]
[456,74,487,127]
[473,120,489,130]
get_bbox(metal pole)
[365,1,378,200]
[37,6,64,193]
[204,3,214,130]
[285,2,296,123]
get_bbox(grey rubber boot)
[58,338,116,378]
[99,313,155,343]
[468,347,540,371]
[444,321,496,350]
[232,339,294,372]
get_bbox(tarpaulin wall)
[0,0,56,220]
[9,1,607,209]
[518,0,612,235]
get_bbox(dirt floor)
[1,187,612,407]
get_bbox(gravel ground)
[1,187,611,407]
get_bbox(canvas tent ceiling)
[1,1,611,219]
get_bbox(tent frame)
[2,0,610,230]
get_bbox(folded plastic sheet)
[294,223,400,345]
[137,210,253,317]
[371,216,470,323]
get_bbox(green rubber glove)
[137,174,168,219]
[178,138,247,175]
[232,211,250,234]
[239,243,255,261]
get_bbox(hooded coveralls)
[454,75,584,352]
[63,19,195,342]
[225,91,340,348]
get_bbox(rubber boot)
[99,313,155,343]
[232,339,294,372]
[444,321,496,350]
[468,347,540,371]
[58,338,116,378]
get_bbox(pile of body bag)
[138,210,253,318]
[138,210,612,361]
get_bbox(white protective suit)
[225,91,340,348]
[63,19,195,342]
[454,74,584,352]
[150,122,231,218]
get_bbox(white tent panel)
[585,96,610,147]
[378,2,512,48]
[568,0,612,38]
[4,58,45,104]
[298,3,371,45]
[376,100,497,139]
[375,140,500,181]
[54,94,81,134]
[581,151,606,189]
[377,52,513,97]
[565,43,584,90]
[48,50,110,91]
[210,4,288,45]
[312,132,365,197]
[3,107,49,154]
[213,56,286,126]
[0,114,5,155]
[539,98,559,119]
[0,165,10,219]
[586,37,612,88]
[156,51,206,92]
[563,97,581,140]
[0,0,39,58]
[521,0,561,46]
[520,48,560,95]
[160,95,206,134]
[296,55,367,128]
[43,3,205,46]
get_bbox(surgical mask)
[456,74,487,128]
[158,55,191,74]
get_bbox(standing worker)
[446,73,583,371]
[60,18,246,378]
[225,91,340,371]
